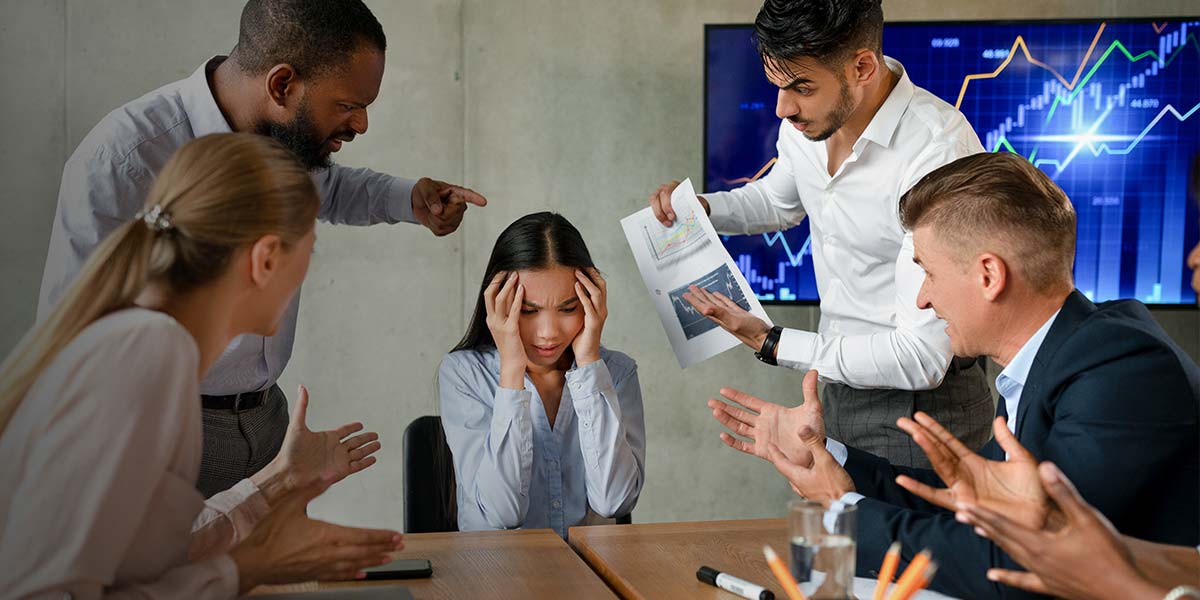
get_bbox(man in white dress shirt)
[38,0,487,496]
[650,0,992,466]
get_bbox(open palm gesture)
[896,413,1052,529]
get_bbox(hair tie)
[135,204,174,233]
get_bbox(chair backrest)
[402,415,459,533]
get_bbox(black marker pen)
[697,565,775,600]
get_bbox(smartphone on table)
[361,558,433,580]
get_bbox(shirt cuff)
[493,386,532,422]
[776,327,817,371]
[565,358,613,402]
[702,190,737,233]
[837,491,866,506]
[825,438,849,466]
[386,176,418,224]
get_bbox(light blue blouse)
[438,346,646,538]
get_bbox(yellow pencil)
[762,544,809,600]
[872,541,902,600]
[885,550,931,600]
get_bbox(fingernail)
[987,571,999,581]
[356,571,367,579]
[955,512,969,523]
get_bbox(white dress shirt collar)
[995,308,1062,433]
[856,56,916,152]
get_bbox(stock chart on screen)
[705,19,1200,305]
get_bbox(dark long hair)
[452,212,596,353]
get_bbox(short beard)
[255,98,331,171]
[802,76,855,142]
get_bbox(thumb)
[291,384,310,431]
[801,370,823,417]
[799,425,824,449]
[1038,462,1091,524]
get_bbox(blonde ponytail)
[0,133,318,434]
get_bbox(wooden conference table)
[254,519,955,599]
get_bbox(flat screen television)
[705,18,1200,306]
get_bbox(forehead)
[911,226,952,265]
[763,55,838,87]
[309,48,385,103]
[518,266,577,301]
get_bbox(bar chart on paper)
[706,19,1200,305]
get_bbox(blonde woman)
[0,133,402,598]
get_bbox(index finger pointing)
[445,186,488,207]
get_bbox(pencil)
[892,562,939,600]
[872,541,902,600]
[762,545,809,600]
[885,550,931,600]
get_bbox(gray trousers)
[823,357,994,469]
[197,384,289,498]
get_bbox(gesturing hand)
[764,417,855,507]
[708,370,825,467]
[895,413,1052,530]
[252,385,382,505]
[957,463,1157,600]
[485,272,527,389]
[571,268,607,366]
[682,285,772,352]
[411,177,487,236]
[647,180,710,227]
[230,477,404,594]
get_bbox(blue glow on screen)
[705,19,1200,305]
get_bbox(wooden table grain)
[252,528,616,599]
[568,518,791,600]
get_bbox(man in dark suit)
[708,152,1200,599]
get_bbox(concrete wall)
[0,0,1196,532]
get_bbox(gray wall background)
[1,0,1196,531]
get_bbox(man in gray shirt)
[38,0,486,497]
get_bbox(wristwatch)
[755,326,784,366]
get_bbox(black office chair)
[402,415,633,531]
[403,415,459,533]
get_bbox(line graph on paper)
[705,19,1200,305]
[640,209,711,269]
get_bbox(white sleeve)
[705,121,807,235]
[312,166,417,225]
[189,479,272,561]
[0,320,239,599]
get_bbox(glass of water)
[788,499,857,600]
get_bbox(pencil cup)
[788,499,857,600]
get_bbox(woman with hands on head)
[439,212,645,539]
[898,412,1200,600]
[0,133,401,599]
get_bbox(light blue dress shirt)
[38,56,418,395]
[438,346,646,538]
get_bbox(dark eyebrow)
[557,298,580,308]
[912,254,923,266]
[782,77,813,90]
[522,300,541,309]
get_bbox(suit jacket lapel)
[1014,290,1096,439]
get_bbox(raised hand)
[708,370,825,467]
[571,268,607,366]
[682,285,771,351]
[957,462,1160,600]
[411,177,487,236]
[895,413,1051,530]
[252,385,382,505]
[230,476,404,594]
[485,271,527,389]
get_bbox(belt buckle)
[232,391,254,414]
